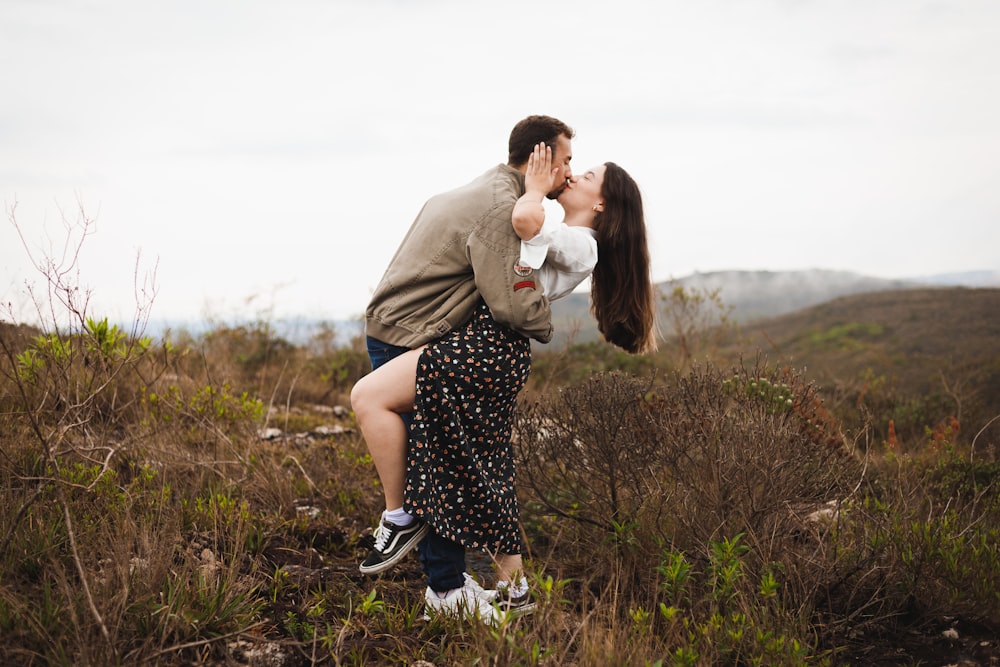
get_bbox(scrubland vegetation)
[2,221,998,665]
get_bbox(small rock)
[806,500,841,524]
[296,505,321,520]
[199,549,219,585]
[129,557,149,576]
[229,639,290,667]
[259,427,283,441]
[942,627,959,640]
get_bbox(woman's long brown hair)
[590,162,658,354]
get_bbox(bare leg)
[494,553,524,587]
[350,347,424,511]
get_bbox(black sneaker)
[358,513,429,575]
[493,586,537,617]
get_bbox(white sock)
[384,507,413,527]
[497,577,528,598]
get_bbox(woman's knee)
[350,375,376,419]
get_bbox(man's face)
[546,134,573,199]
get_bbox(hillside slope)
[550,269,921,347]
[727,287,1000,446]
[735,287,1000,389]
[541,284,1000,447]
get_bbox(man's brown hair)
[507,115,574,167]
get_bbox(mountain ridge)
[549,268,1000,347]
[129,269,998,344]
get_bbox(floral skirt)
[403,302,531,555]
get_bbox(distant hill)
[661,269,920,322]
[132,269,998,346]
[548,269,1000,347]
[725,287,1000,447]
[542,284,1000,448]
[912,270,1000,287]
[731,286,1000,395]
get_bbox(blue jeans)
[366,336,467,593]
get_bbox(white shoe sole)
[358,522,430,574]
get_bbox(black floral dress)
[403,301,531,555]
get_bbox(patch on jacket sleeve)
[513,280,536,292]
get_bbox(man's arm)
[468,202,553,343]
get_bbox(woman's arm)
[512,142,558,240]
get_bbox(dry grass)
[1,220,997,664]
[2,312,998,665]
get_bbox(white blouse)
[520,218,598,302]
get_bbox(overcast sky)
[2,0,998,328]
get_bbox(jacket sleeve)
[467,203,553,343]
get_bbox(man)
[356,115,574,622]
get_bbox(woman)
[350,144,657,620]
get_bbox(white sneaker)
[423,574,504,625]
[462,572,496,600]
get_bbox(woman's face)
[557,164,606,215]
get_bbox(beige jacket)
[365,164,553,347]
